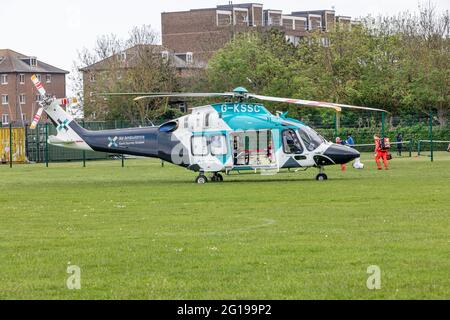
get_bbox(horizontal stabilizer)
[48,136,78,145]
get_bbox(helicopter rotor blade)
[97,92,173,97]
[98,88,388,113]
[133,93,234,102]
[31,75,47,96]
[248,94,389,113]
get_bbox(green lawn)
[0,153,449,300]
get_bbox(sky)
[1,0,449,95]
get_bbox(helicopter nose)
[323,144,360,164]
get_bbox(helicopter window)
[191,136,209,156]
[210,135,227,156]
[282,129,303,154]
[297,126,325,151]
[204,113,210,128]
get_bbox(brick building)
[162,3,355,62]
[0,49,68,126]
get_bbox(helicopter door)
[232,130,275,168]
[281,129,310,168]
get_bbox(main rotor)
[99,87,389,114]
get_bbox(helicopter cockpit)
[297,126,326,151]
[282,126,326,155]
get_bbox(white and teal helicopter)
[30,75,386,183]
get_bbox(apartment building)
[162,3,355,62]
[0,49,68,126]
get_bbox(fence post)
[9,122,13,168]
[122,154,124,168]
[36,124,40,163]
[429,110,433,162]
[418,140,421,156]
[25,124,29,161]
[409,140,412,158]
[45,123,49,167]
[381,112,385,138]
[82,120,86,167]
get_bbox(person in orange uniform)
[374,135,389,170]
[336,137,347,171]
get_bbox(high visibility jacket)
[375,138,389,153]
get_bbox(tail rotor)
[29,75,78,129]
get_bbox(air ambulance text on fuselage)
[221,103,263,114]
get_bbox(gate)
[0,127,26,163]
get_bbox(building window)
[36,74,41,82]
[30,58,37,67]
[186,52,193,64]
[118,52,127,62]
[89,73,96,82]
[161,51,169,62]
[2,114,9,125]
[217,12,232,26]
[36,94,43,102]
[46,74,52,83]
[19,74,25,84]
[285,35,300,46]
[22,113,27,121]
[0,74,7,85]
[19,94,26,105]
[1,95,8,105]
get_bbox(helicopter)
[29,75,387,183]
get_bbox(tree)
[71,25,180,124]
[206,3,449,128]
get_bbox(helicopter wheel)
[211,173,224,182]
[196,175,208,184]
[316,173,328,181]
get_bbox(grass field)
[0,153,449,300]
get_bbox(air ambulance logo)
[108,136,119,148]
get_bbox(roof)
[0,49,69,74]
[80,44,205,72]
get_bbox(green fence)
[25,120,160,163]
[26,124,107,162]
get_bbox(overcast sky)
[1,0,449,94]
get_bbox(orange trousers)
[375,151,389,169]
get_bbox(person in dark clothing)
[346,134,355,146]
[396,133,403,156]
